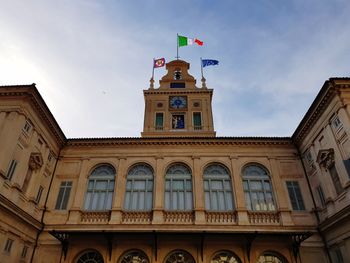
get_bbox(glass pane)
[106,192,113,209]
[126,181,132,190]
[84,192,91,210]
[173,180,184,190]
[178,192,185,210]
[211,180,223,190]
[204,181,209,190]
[96,181,107,190]
[88,181,94,190]
[55,188,65,209]
[98,192,106,209]
[61,188,71,210]
[205,192,210,210]
[134,180,146,190]
[147,180,153,191]
[218,192,225,210]
[165,180,170,190]
[186,180,192,191]
[212,192,218,210]
[124,192,131,209]
[264,181,271,190]
[172,192,177,209]
[245,192,252,210]
[131,193,138,210]
[146,192,152,210]
[91,193,98,210]
[138,192,145,209]
[165,192,170,210]
[108,181,114,190]
[226,192,233,210]
[250,180,262,190]
[186,192,193,210]
[224,180,231,190]
[243,180,249,190]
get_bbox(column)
[193,155,205,224]
[152,156,164,224]
[269,158,293,226]
[110,157,126,224]
[230,156,249,225]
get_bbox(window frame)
[84,165,116,211]
[155,112,164,130]
[192,112,202,130]
[55,181,73,210]
[203,164,234,211]
[286,181,306,211]
[6,159,17,180]
[124,164,154,211]
[164,164,193,211]
[242,164,276,211]
[3,238,14,253]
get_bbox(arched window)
[210,251,241,263]
[118,250,149,263]
[84,165,115,211]
[124,164,154,210]
[76,250,104,263]
[257,252,287,263]
[165,164,193,210]
[242,164,276,211]
[164,250,195,263]
[204,164,234,211]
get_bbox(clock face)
[170,96,187,109]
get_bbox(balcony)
[80,211,111,223]
[122,211,152,224]
[205,211,237,224]
[163,211,195,224]
[247,211,280,225]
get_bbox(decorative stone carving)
[28,152,43,170]
[316,148,335,169]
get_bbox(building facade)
[0,60,349,263]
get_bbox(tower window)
[193,112,202,130]
[4,238,14,253]
[155,113,164,130]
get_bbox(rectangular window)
[343,159,350,178]
[55,181,72,210]
[21,245,28,258]
[316,185,326,207]
[6,159,17,180]
[331,115,342,130]
[4,238,14,253]
[329,165,343,195]
[193,112,202,130]
[35,186,44,204]
[155,113,164,130]
[23,120,32,133]
[286,181,305,211]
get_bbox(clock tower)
[141,60,216,137]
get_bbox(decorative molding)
[316,148,335,169]
[28,152,44,170]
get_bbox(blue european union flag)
[202,59,219,67]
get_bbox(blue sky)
[1,0,350,138]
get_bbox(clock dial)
[170,96,187,109]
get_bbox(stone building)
[0,60,349,263]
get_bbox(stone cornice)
[66,136,293,147]
[0,84,66,147]
[143,89,213,95]
[0,193,42,230]
[292,78,350,145]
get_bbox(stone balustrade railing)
[205,211,237,224]
[80,211,111,223]
[247,211,280,224]
[163,211,194,224]
[121,211,152,224]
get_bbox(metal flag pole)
[152,58,155,79]
[200,57,204,79]
[176,33,179,59]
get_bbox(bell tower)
[141,60,216,137]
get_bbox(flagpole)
[176,33,179,59]
[152,58,155,79]
[200,57,204,78]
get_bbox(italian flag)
[178,35,203,47]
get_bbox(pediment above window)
[316,148,335,169]
[28,152,43,170]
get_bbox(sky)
[1,0,350,138]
